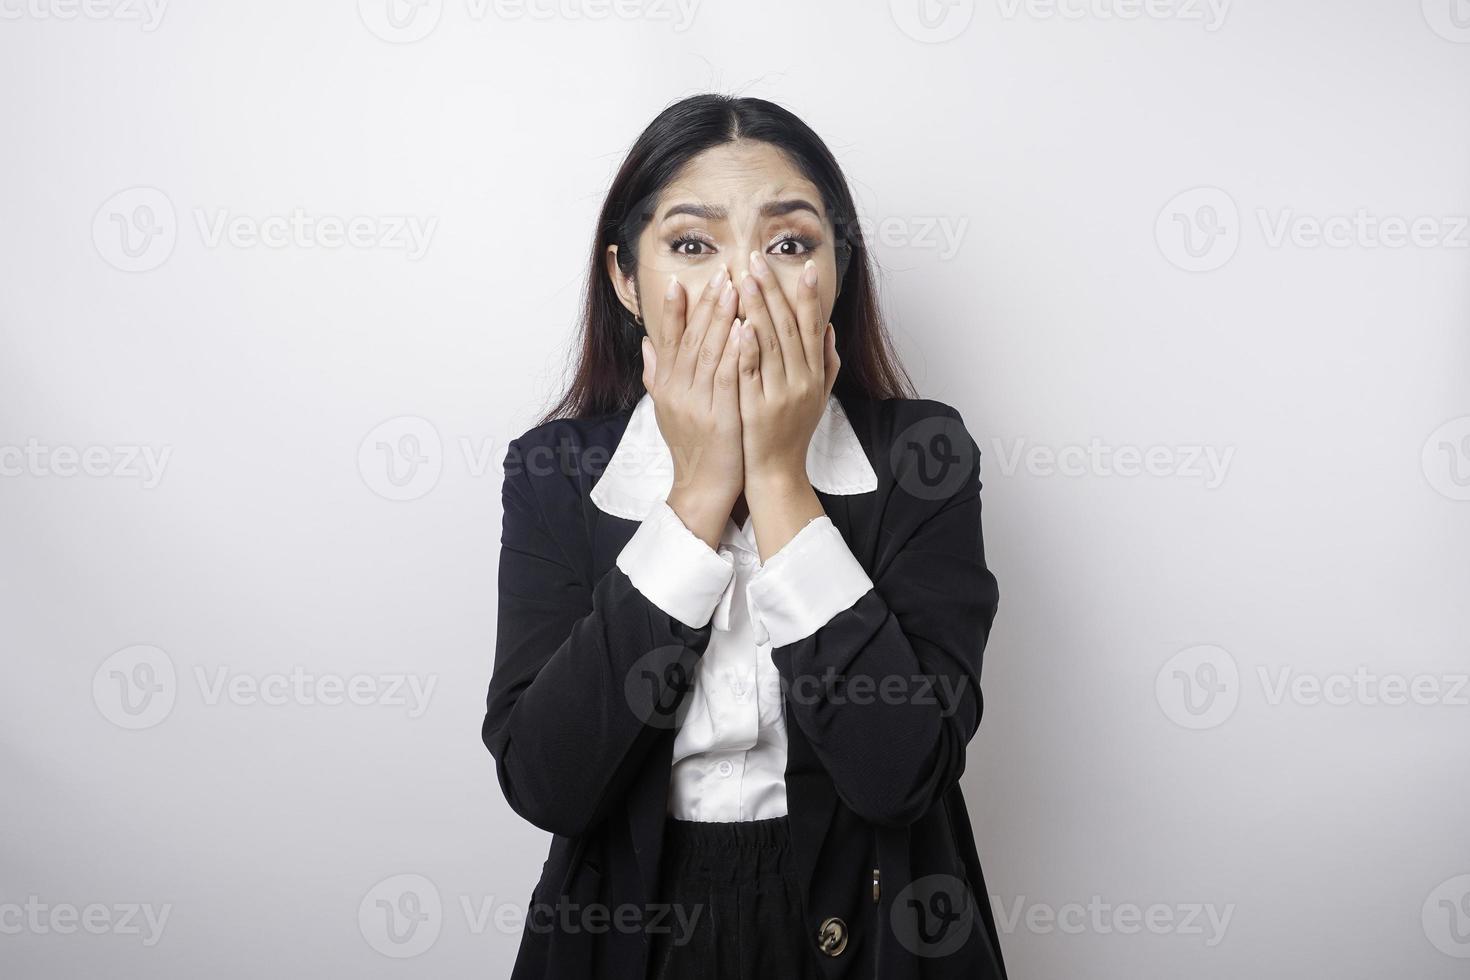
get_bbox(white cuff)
[616,498,735,629]
[746,516,873,647]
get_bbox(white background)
[2,1,1469,977]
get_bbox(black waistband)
[662,814,791,852]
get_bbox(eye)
[668,233,716,257]
[768,233,820,258]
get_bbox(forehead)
[654,141,825,221]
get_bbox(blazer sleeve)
[751,403,1000,829]
[481,435,717,838]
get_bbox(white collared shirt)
[590,391,878,822]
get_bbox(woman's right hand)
[640,262,744,550]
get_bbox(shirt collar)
[589,391,878,522]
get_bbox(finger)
[712,317,742,419]
[653,271,686,391]
[738,266,783,394]
[822,322,840,398]
[641,335,657,393]
[693,289,738,407]
[672,263,730,390]
[797,259,824,376]
[736,318,763,407]
[747,250,805,382]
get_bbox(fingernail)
[741,322,755,341]
[803,259,817,287]
[730,318,742,337]
[665,274,680,299]
[749,250,768,277]
[709,263,726,287]
[740,272,759,296]
[719,280,735,308]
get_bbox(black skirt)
[644,814,823,980]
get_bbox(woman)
[483,93,1006,980]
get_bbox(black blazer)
[483,391,1007,979]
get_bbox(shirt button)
[735,551,754,566]
[716,760,733,777]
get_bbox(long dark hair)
[537,93,915,424]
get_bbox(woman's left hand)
[735,251,840,493]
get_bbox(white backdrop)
[3,1,1469,977]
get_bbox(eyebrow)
[660,198,822,223]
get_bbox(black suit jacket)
[482,391,1007,979]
